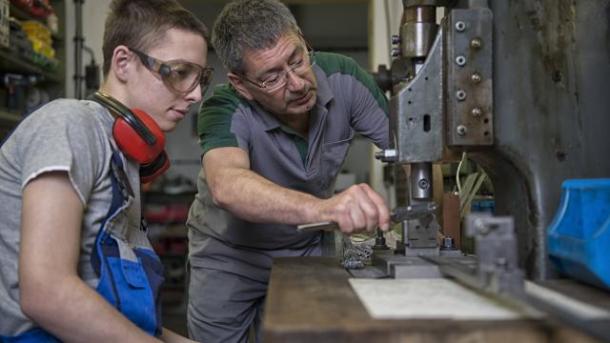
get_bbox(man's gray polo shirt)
[187,52,389,279]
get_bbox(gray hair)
[212,0,301,74]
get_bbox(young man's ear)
[228,72,254,101]
[110,45,133,83]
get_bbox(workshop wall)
[63,0,110,98]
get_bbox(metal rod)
[410,162,433,200]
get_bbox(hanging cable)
[455,151,466,194]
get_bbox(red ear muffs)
[90,91,170,183]
[140,151,169,184]
[113,108,165,165]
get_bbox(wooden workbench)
[262,257,596,343]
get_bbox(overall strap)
[90,149,163,337]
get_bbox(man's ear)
[228,72,254,101]
[110,45,133,83]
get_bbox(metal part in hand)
[297,201,437,233]
[391,202,437,222]
[296,221,338,232]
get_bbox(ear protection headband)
[90,91,169,183]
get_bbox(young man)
[0,0,211,341]
[186,0,390,341]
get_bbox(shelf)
[9,3,50,22]
[0,48,61,82]
[10,3,62,40]
[1,0,64,128]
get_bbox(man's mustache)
[286,85,317,102]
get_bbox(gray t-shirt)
[0,99,142,335]
[187,52,389,281]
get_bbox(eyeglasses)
[130,48,214,95]
[241,44,315,94]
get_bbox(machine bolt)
[455,21,466,32]
[456,125,467,136]
[471,107,483,117]
[391,34,401,45]
[470,38,482,49]
[418,178,430,190]
[471,72,482,84]
[455,55,467,66]
[375,149,397,162]
[456,89,467,101]
[391,48,401,57]
[441,236,455,250]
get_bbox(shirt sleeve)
[345,59,390,150]
[197,85,251,155]
[18,100,109,205]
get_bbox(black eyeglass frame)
[238,36,315,94]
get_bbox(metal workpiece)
[390,29,444,163]
[373,249,443,279]
[446,7,493,146]
[403,214,440,253]
[373,248,441,278]
[390,201,437,222]
[387,200,441,257]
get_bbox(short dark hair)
[102,0,209,76]
[212,0,300,74]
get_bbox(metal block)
[373,251,442,279]
[404,215,439,249]
[466,214,524,296]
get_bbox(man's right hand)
[314,183,390,234]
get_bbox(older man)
[187,0,390,342]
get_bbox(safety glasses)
[130,48,214,95]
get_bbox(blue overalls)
[2,152,164,342]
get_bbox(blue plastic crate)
[547,179,610,290]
